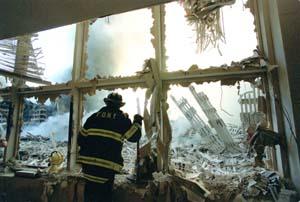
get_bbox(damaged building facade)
[0,0,299,201]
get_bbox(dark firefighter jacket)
[249,126,280,148]
[77,106,141,184]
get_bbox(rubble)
[189,85,238,151]
[171,95,225,154]
[0,78,296,202]
[277,189,298,202]
[12,121,296,202]
[145,173,189,202]
[170,145,253,175]
[121,123,295,201]
[239,171,281,200]
[20,134,50,142]
[17,134,67,168]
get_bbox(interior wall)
[275,0,300,140]
[266,0,300,191]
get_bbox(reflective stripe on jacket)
[77,155,122,173]
[77,106,141,183]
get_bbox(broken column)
[238,84,265,131]
[189,85,237,151]
[171,95,225,153]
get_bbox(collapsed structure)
[239,83,266,131]
[171,95,225,153]
[0,0,299,201]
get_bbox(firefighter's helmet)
[104,92,125,107]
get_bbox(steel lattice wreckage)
[0,0,299,201]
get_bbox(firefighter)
[248,122,280,167]
[77,92,143,202]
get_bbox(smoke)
[33,25,76,84]
[21,113,69,141]
[84,91,107,113]
[84,9,152,115]
[19,9,152,148]
[86,9,153,78]
[170,117,202,148]
[86,20,117,78]
[22,6,252,148]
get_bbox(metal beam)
[0,75,145,97]
[0,66,266,97]
[0,68,51,85]
[161,66,267,84]
[151,5,167,71]
[0,0,175,40]
[151,5,169,171]
[69,22,89,171]
[4,88,23,161]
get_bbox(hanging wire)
[274,96,300,148]
[219,85,233,116]
[180,0,236,53]
[282,104,300,146]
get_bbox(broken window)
[0,1,294,200]
[86,8,154,78]
[19,95,70,168]
[28,25,76,85]
[165,1,257,71]
[168,80,267,173]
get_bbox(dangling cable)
[220,85,233,116]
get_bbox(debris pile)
[171,95,225,153]
[172,86,244,153]
[122,141,137,173]
[197,173,240,201]
[144,173,189,202]
[171,145,252,175]
[239,171,281,201]
[169,168,289,201]
[17,134,67,168]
